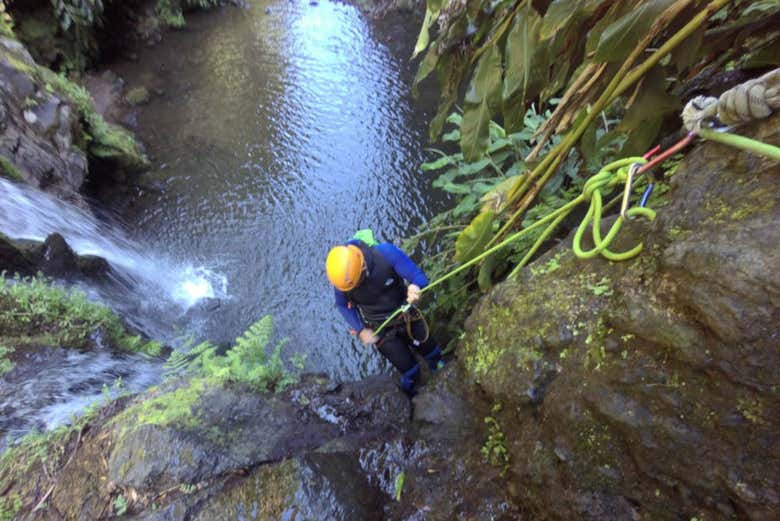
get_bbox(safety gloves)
[359,328,380,345]
[406,284,421,305]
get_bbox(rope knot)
[683,68,780,131]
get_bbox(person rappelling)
[325,230,444,396]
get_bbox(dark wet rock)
[412,366,474,440]
[37,232,79,276]
[0,233,37,275]
[5,368,519,520]
[0,232,112,282]
[0,36,88,202]
[84,70,126,124]
[459,114,780,520]
[1,34,150,203]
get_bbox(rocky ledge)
[458,114,780,519]
[1,369,518,520]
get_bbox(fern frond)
[234,316,273,365]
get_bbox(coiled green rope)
[374,157,652,335]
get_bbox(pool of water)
[112,0,449,380]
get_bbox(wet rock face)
[0,37,88,202]
[460,115,780,520]
[6,370,520,520]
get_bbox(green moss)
[0,6,13,39]
[194,459,300,519]
[584,276,613,297]
[133,378,204,428]
[0,344,13,376]
[0,399,104,499]
[0,274,161,356]
[737,396,766,425]
[481,402,510,476]
[0,155,24,182]
[18,17,53,41]
[35,69,149,169]
[157,0,186,28]
[0,494,21,521]
[125,86,150,106]
[666,225,691,241]
[530,252,563,276]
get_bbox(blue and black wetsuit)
[334,240,443,394]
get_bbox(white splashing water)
[0,178,227,314]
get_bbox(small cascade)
[0,178,228,336]
[0,179,228,443]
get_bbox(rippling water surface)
[115,0,448,379]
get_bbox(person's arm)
[375,243,429,287]
[334,288,364,333]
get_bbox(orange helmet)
[326,245,365,291]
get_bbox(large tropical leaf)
[461,45,503,162]
[618,66,680,155]
[461,99,492,164]
[412,0,443,59]
[595,0,676,62]
[413,46,439,98]
[502,4,546,132]
[481,174,522,212]
[455,210,495,263]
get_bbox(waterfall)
[0,178,228,336]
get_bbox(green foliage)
[393,472,405,501]
[48,0,105,72]
[156,0,222,28]
[0,155,24,182]
[113,494,128,516]
[455,209,494,263]
[0,494,21,521]
[481,402,510,476]
[157,0,186,29]
[38,70,148,168]
[0,0,13,38]
[0,344,13,376]
[165,315,302,393]
[51,0,104,33]
[0,273,161,355]
[407,103,581,342]
[414,0,779,162]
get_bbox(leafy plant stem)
[470,0,529,66]
[488,0,728,248]
[405,225,465,242]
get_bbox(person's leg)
[407,319,444,370]
[377,330,420,394]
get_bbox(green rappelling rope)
[374,129,778,336]
[698,128,780,162]
[374,157,653,335]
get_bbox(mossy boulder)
[0,35,149,201]
[459,115,780,519]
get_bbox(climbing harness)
[372,69,780,335]
[374,304,430,342]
